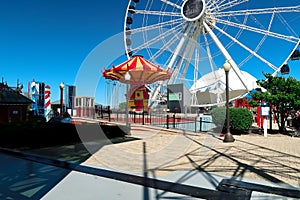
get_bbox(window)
[12,110,19,115]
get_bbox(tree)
[250,73,300,132]
[119,102,127,109]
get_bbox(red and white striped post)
[44,85,51,121]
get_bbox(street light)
[223,60,235,143]
[124,72,131,127]
[59,82,65,117]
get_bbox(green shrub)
[211,107,253,133]
[230,108,253,131]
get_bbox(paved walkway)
[1,121,300,199]
[84,124,300,186]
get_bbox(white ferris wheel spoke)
[238,12,275,67]
[277,13,298,37]
[216,18,299,43]
[194,44,200,85]
[149,26,192,103]
[147,26,182,64]
[159,0,181,10]
[131,9,181,17]
[213,0,249,12]
[203,32,217,79]
[150,33,181,63]
[203,21,249,90]
[129,18,183,35]
[207,0,226,10]
[131,23,183,53]
[213,24,278,71]
[215,5,300,17]
[178,39,197,83]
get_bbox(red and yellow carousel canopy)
[102,55,172,84]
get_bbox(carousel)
[102,55,172,112]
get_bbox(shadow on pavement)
[0,122,138,199]
[146,133,300,198]
[0,151,70,200]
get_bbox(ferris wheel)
[123,0,300,107]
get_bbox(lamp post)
[59,82,64,117]
[124,72,131,127]
[223,60,235,143]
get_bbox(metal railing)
[97,108,216,133]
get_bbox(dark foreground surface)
[0,122,129,149]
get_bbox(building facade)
[74,96,95,117]
[167,83,191,113]
[0,83,33,123]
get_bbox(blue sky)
[0,0,128,102]
[0,0,299,105]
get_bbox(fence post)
[166,114,169,129]
[199,117,202,132]
[142,111,145,125]
[195,117,197,133]
[173,114,175,128]
[108,106,111,122]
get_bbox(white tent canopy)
[190,68,259,106]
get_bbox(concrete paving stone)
[84,124,300,187]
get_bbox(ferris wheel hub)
[181,0,206,22]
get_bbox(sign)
[261,107,270,116]
[169,92,182,101]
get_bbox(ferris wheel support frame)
[203,21,249,91]
[149,30,189,106]
[149,22,204,106]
